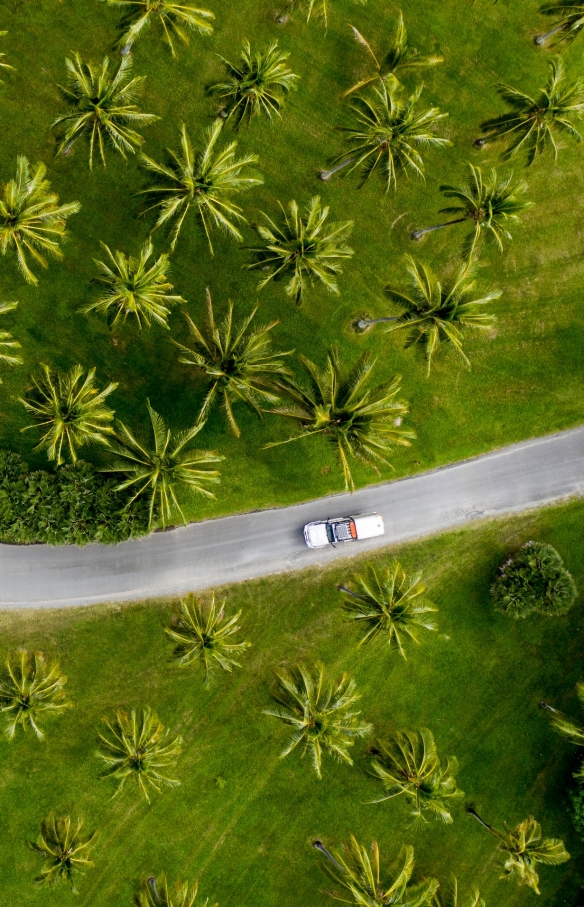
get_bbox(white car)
[303,512,385,549]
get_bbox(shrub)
[491,541,577,619]
[570,785,584,839]
[0,451,149,545]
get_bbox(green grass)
[0,0,582,522]
[1,499,583,905]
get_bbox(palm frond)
[0,157,80,284]
[246,196,354,304]
[165,592,251,686]
[97,707,182,802]
[20,364,117,465]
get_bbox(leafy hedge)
[0,451,149,546]
[491,541,577,619]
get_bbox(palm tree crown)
[174,288,292,436]
[467,808,569,894]
[384,258,499,374]
[537,1,584,46]
[264,662,372,778]
[413,164,533,258]
[344,14,443,97]
[30,815,95,892]
[208,41,299,127]
[103,400,223,527]
[267,350,414,491]
[371,728,463,824]
[97,707,182,802]
[433,877,485,907]
[479,58,584,165]
[0,301,22,379]
[246,196,354,304]
[104,0,214,57]
[52,53,158,168]
[165,593,251,686]
[141,121,262,253]
[338,561,437,656]
[316,836,439,907]
[0,31,14,83]
[0,650,70,739]
[332,80,449,191]
[0,156,80,285]
[83,240,185,329]
[136,875,218,907]
[20,364,117,465]
[540,684,584,780]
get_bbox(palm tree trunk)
[534,23,566,44]
[411,218,467,241]
[62,137,79,156]
[355,316,400,330]
[320,158,355,181]
[466,806,502,839]
[313,839,343,869]
[539,700,560,713]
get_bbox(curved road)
[1,427,584,609]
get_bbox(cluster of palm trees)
[1,557,571,897]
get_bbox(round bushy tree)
[491,541,577,619]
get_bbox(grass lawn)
[0,0,582,522]
[1,498,583,905]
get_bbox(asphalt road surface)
[1,427,583,609]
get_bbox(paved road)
[1,427,583,609]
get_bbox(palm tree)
[478,58,584,165]
[20,364,117,465]
[323,81,449,190]
[103,0,214,57]
[277,0,343,31]
[82,240,185,329]
[375,257,499,375]
[266,350,414,492]
[173,288,292,436]
[264,662,372,778]
[207,41,299,127]
[466,807,569,894]
[103,400,223,528]
[338,562,437,656]
[51,53,158,168]
[433,877,484,907]
[371,728,463,824]
[0,156,80,285]
[343,14,443,97]
[97,707,182,802]
[540,685,584,780]
[246,196,354,304]
[411,164,533,258]
[535,1,584,46]
[315,836,439,907]
[30,814,96,892]
[0,301,22,379]
[136,875,217,907]
[140,121,262,253]
[165,593,251,686]
[0,650,69,739]
[0,31,14,83]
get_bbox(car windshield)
[326,523,335,544]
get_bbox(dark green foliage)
[569,785,584,838]
[0,451,149,545]
[491,541,577,618]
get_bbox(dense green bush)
[0,451,149,545]
[570,785,584,839]
[491,541,577,619]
